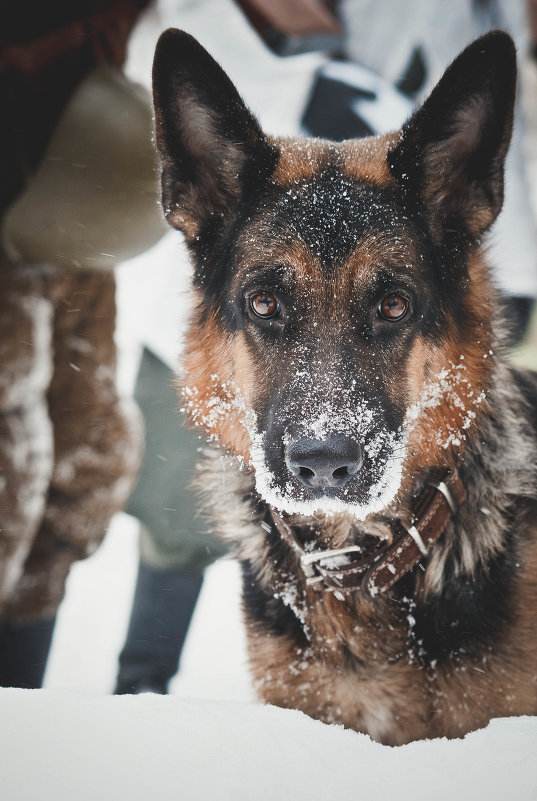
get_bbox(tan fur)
[269,132,398,189]
[269,136,332,185]
[167,207,200,242]
[402,250,495,480]
[339,132,400,185]
[182,302,252,459]
[232,234,322,290]
[248,623,431,744]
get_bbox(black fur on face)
[218,163,456,517]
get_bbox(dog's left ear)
[152,29,276,242]
[389,31,516,243]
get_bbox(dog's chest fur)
[198,421,537,745]
[245,572,537,745]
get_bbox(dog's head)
[152,30,516,520]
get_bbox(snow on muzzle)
[249,393,407,519]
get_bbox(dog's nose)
[285,434,363,489]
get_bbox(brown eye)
[378,294,409,321]
[250,292,279,319]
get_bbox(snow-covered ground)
[43,515,253,703]
[4,516,537,800]
[2,686,536,801]
[0,514,527,800]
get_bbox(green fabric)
[127,348,226,573]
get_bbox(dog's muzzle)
[285,434,363,489]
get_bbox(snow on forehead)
[252,168,412,272]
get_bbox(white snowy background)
[2,1,537,799]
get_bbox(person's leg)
[0,53,160,686]
[5,268,142,623]
[0,262,55,687]
[115,348,225,694]
[0,617,56,689]
[115,559,203,694]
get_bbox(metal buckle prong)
[428,479,457,514]
[305,575,326,587]
[405,524,429,556]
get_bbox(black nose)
[285,434,363,489]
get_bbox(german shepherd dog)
[152,30,537,744]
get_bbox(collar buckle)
[300,545,365,581]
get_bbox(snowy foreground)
[1,690,536,801]
[0,519,535,801]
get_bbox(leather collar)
[267,468,467,599]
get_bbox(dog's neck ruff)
[268,468,467,599]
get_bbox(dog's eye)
[378,294,409,321]
[250,292,280,319]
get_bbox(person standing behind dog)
[0,0,167,689]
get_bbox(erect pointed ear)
[388,31,516,244]
[152,29,277,242]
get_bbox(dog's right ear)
[388,31,516,245]
[152,29,276,242]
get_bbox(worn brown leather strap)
[270,468,466,598]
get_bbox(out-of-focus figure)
[0,0,163,688]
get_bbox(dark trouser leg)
[504,296,534,346]
[0,617,56,688]
[115,348,225,694]
[115,564,203,694]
